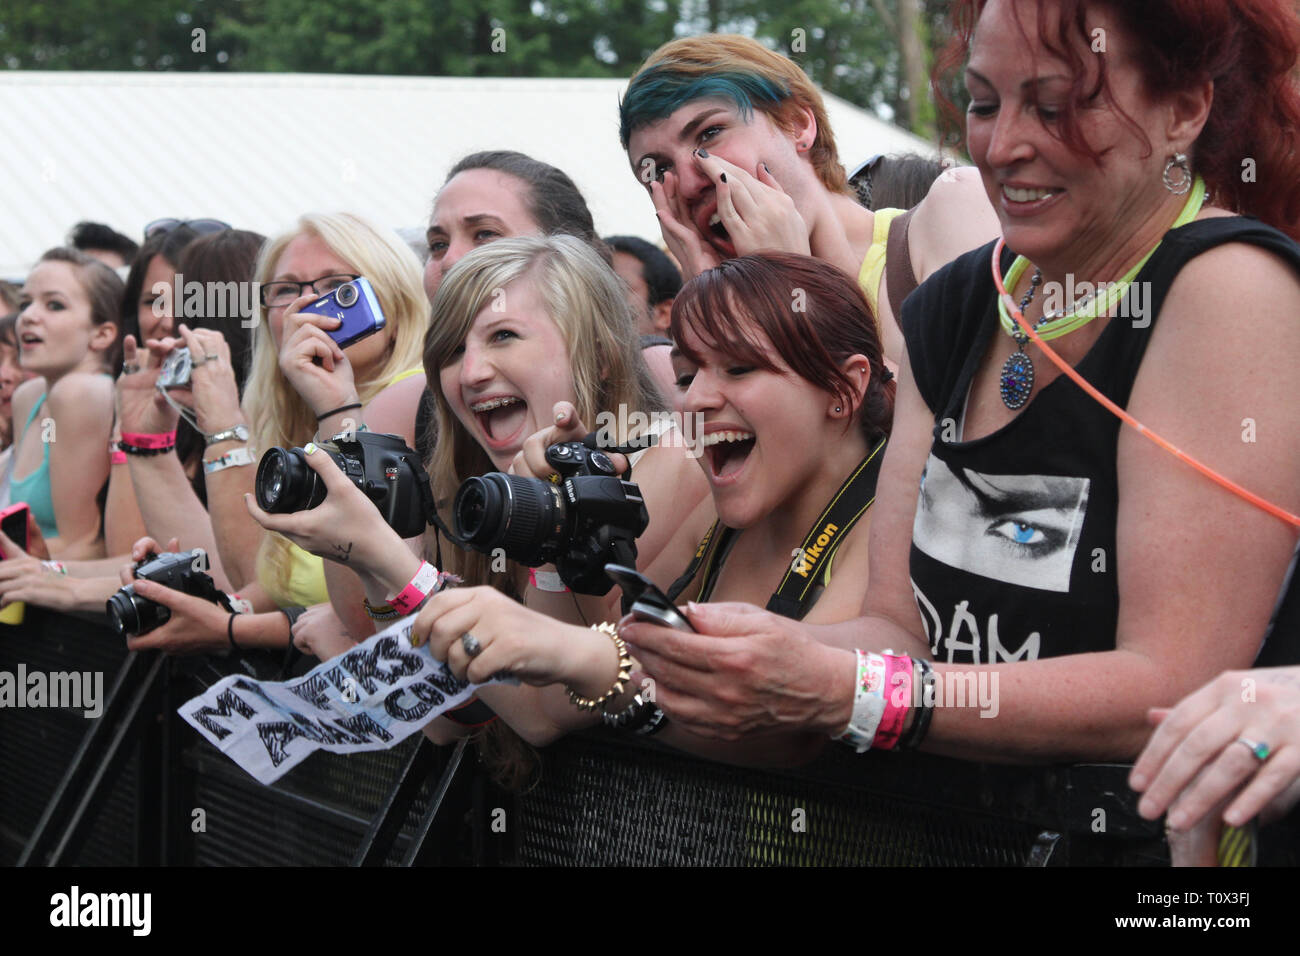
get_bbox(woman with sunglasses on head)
[0,230,266,622]
[613,0,1300,776]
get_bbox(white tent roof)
[0,71,937,280]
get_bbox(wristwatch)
[206,424,250,446]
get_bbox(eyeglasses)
[144,218,232,239]
[260,274,361,308]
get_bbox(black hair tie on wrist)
[317,402,363,422]
[227,611,239,653]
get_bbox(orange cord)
[991,239,1300,529]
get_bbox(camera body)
[156,347,193,390]
[106,550,230,638]
[255,431,433,539]
[452,440,649,595]
[300,277,386,349]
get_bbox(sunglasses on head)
[144,218,232,239]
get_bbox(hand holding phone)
[604,563,694,631]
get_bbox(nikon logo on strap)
[792,522,840,578]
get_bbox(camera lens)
[255,447,324,513]
[453,473,562,566]
[106,588,141,638]
[335,282,358,308]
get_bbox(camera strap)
[666,437,888,620]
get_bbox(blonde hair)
[245,212,429,589]
[424,234,665,591]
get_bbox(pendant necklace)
[995,176,1207,411]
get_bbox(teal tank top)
[10,395,58,538]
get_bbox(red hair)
[670,254,894,444]
[934,0,1300,238]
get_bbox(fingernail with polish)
[304,442,316,455]
[720,172,727,183]
[696,149,709,159]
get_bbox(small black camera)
[452,440,649,595]
[106,550,231,638]
[255,431,433,539]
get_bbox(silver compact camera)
[156,347,193,390]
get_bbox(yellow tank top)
[857,207,905,328]
[256,366,425,608]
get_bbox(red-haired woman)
[617,0,1300,767]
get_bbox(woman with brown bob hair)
[614,0,1300,776]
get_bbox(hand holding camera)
[453,407,649,595]
[277,279,386,420]
[116,334,182,436]
[174,324,242,434]
[107,542,234,646]
[246,433,433,596]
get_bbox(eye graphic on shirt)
[911,455,1089,593]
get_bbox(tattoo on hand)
[333,541,353,563]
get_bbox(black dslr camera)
[106,550,232,638]
[255,432,434,539]
[451,440,649,595]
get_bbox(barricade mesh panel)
[185,735,427,866]
[0,611,134,865]
[510,731,1169,866]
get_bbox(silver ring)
[1235,737,1271,761]
[121,362,141,375]
[192,352,220,367]
[461,632,483,658]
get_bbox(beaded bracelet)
[363,597,403,622]
[120,440,176,456]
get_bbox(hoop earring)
[1163,153,1192,195]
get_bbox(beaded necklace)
[996,177,1206,409]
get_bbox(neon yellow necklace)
[996,176,1206,410]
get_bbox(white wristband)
[836,649,887,753]
[529,568,569,592]
[204,447,257,475]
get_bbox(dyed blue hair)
[619,69,791,148]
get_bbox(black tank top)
[902,217,1300,665]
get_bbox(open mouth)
[470,394,529,446]
[19,333,42,348]
[702,429,756,480]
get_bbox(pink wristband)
[387,561,440,615]
[872,653,914,751]
[110,450,128,465]
[121,431,177,449]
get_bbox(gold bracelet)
[566,622,633,712]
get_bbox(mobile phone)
[300,277,386,349]
[0,503,30,625]
[0,502,30,557]
[604,563,694,631]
